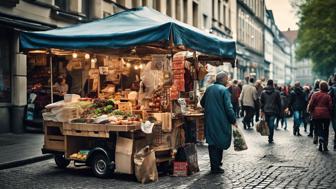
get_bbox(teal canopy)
[20,7,236,60]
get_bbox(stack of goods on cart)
[70,150,90,161]
[42,94,87,122]
[71,98,142,125]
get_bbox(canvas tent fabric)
[20,7,235,59]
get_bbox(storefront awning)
[20,7,236,60]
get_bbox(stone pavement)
[0,119,336,189]
[0,133,52,169]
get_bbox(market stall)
[20,7,236,181]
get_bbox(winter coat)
[260,86,281,115]
[239,84,258,108]
[290,87,307,111]
[308,91,332,119]
[200,82,236,150]
[328,85,336,115]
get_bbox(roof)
[20,7,236,60]
[282,30,298,44]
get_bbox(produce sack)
[175,143,200,175]
[134,146,158,184]
[256,119,269,136]
[232,126,248,151]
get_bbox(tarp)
[20,7,236,59]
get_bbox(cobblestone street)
[1,119,335,189]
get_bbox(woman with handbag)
[307,81,333,151]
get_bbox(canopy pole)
[49,51,53,103]
[193,51,198,107]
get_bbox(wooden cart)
[42,117,185,178]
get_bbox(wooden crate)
[43,121,65,152]
[106,124,141,132]
[63,123,109,138]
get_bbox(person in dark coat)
[308,80,320,142]
[328,74,336,150]
[200,72,237,174]
[308,81,332,151]
[276,86,290,130]
[260,80,281,143]
[290,82,307,136]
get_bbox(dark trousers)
[314,119,330,146]
[243,106,255,126]
[265,114,276,142]
[208,145,223,169]
[232,102,239,118]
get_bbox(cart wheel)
[91,153,110,178]
[54,154,70,169]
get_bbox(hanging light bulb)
[72,52,78,59]
[91,57,97,63]
[126,63,131,68]
[134,65,139,70]
[91,57,97,68]
[84,53,90,59]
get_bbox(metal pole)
[49,52,53,103]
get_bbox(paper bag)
[134,146,158,184]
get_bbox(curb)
[0,154,53,170]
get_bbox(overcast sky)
[265,0,299,31]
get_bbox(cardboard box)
[173,161,188,176]
[115,137,134,174]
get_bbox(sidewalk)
[0,133,52,170]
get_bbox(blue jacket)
[201,82,236,149]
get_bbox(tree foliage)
[295,0,336,77]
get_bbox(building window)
[132,0,139,7]
[212,0,215,18]
[183,0,188,23]
[223,4,226,27]
[192,2,198,27]
[203,14,208,29]
[55,0,69,11]
[153,0,161,11]
[0,28,11,103]
[142,0,148,6]
[81,0,90,17]
[217,0,221,22]
[176,0,181,21]
[167,0,172,16]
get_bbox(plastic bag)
[232,126,248,151]
[134,146,158,184]
[256,119,269,136]
[141,121,155,134]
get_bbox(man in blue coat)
[201,72,237,174]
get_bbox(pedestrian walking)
[200,72,237,174]
[307,81,332,151]
[239,77,258,129]
[328,74,336,150]
[290,82,307,136]
[260,80,281,144]
[276,86,290,130]
[308,80,320,143]
[255,80,264,122]
[231,80,241,118]
[303,86,311,133]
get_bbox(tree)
[294,0,336,78]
